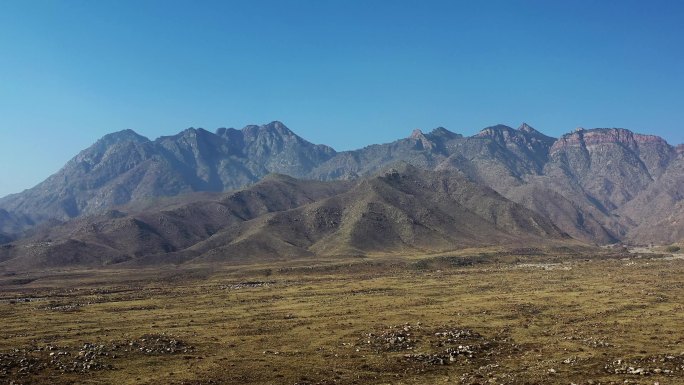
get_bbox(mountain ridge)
[0,165,568,269]
[1,121,682,250]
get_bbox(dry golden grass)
[1,249,683,384]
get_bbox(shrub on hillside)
[665,245,681,253]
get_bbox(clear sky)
[1,0,683,197]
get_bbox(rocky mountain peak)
[264,120,290,132]
[247,120,290,132]
[517,123,556,146]
[409,129,435,150]
[476,124,548,147]
[475,125,517,147]
[241,121,298,142]
[551,128,671,154]
[178,127,214,138]
[430,127,455,136]
[98,129,150,146]
[426,127,462,142]
[476,124,516,138]
[518,122,537,134]
[215,127,239,136]
[241,124,259,131]
[73,129,151,165]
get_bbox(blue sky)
[1,0,683,197]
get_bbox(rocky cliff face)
[551,128,674,178]
[551,128,669,150]
[619,155,684,243]
[547,128,676,211]
[0,121,682,246]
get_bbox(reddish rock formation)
[551,128,669,154]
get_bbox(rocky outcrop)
[409,129,436,151]
[551,128,671,154]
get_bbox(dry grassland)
[1,249,683,385]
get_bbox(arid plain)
[2,247,683,385]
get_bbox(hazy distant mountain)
[1,120,683,252]
[0,121,335,224]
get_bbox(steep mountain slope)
[432,124,553,196]
[0,209,32,239]
[0,166,565,269]
[620,155,684,244]
[176,165,566,264]
[547,128,675,210]
[504,128,677,243]
[0,175,352,269]
[308,127,465,180]
[0,121,335,226]
[0,129,157,223]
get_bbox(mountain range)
[1,121,682,269]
